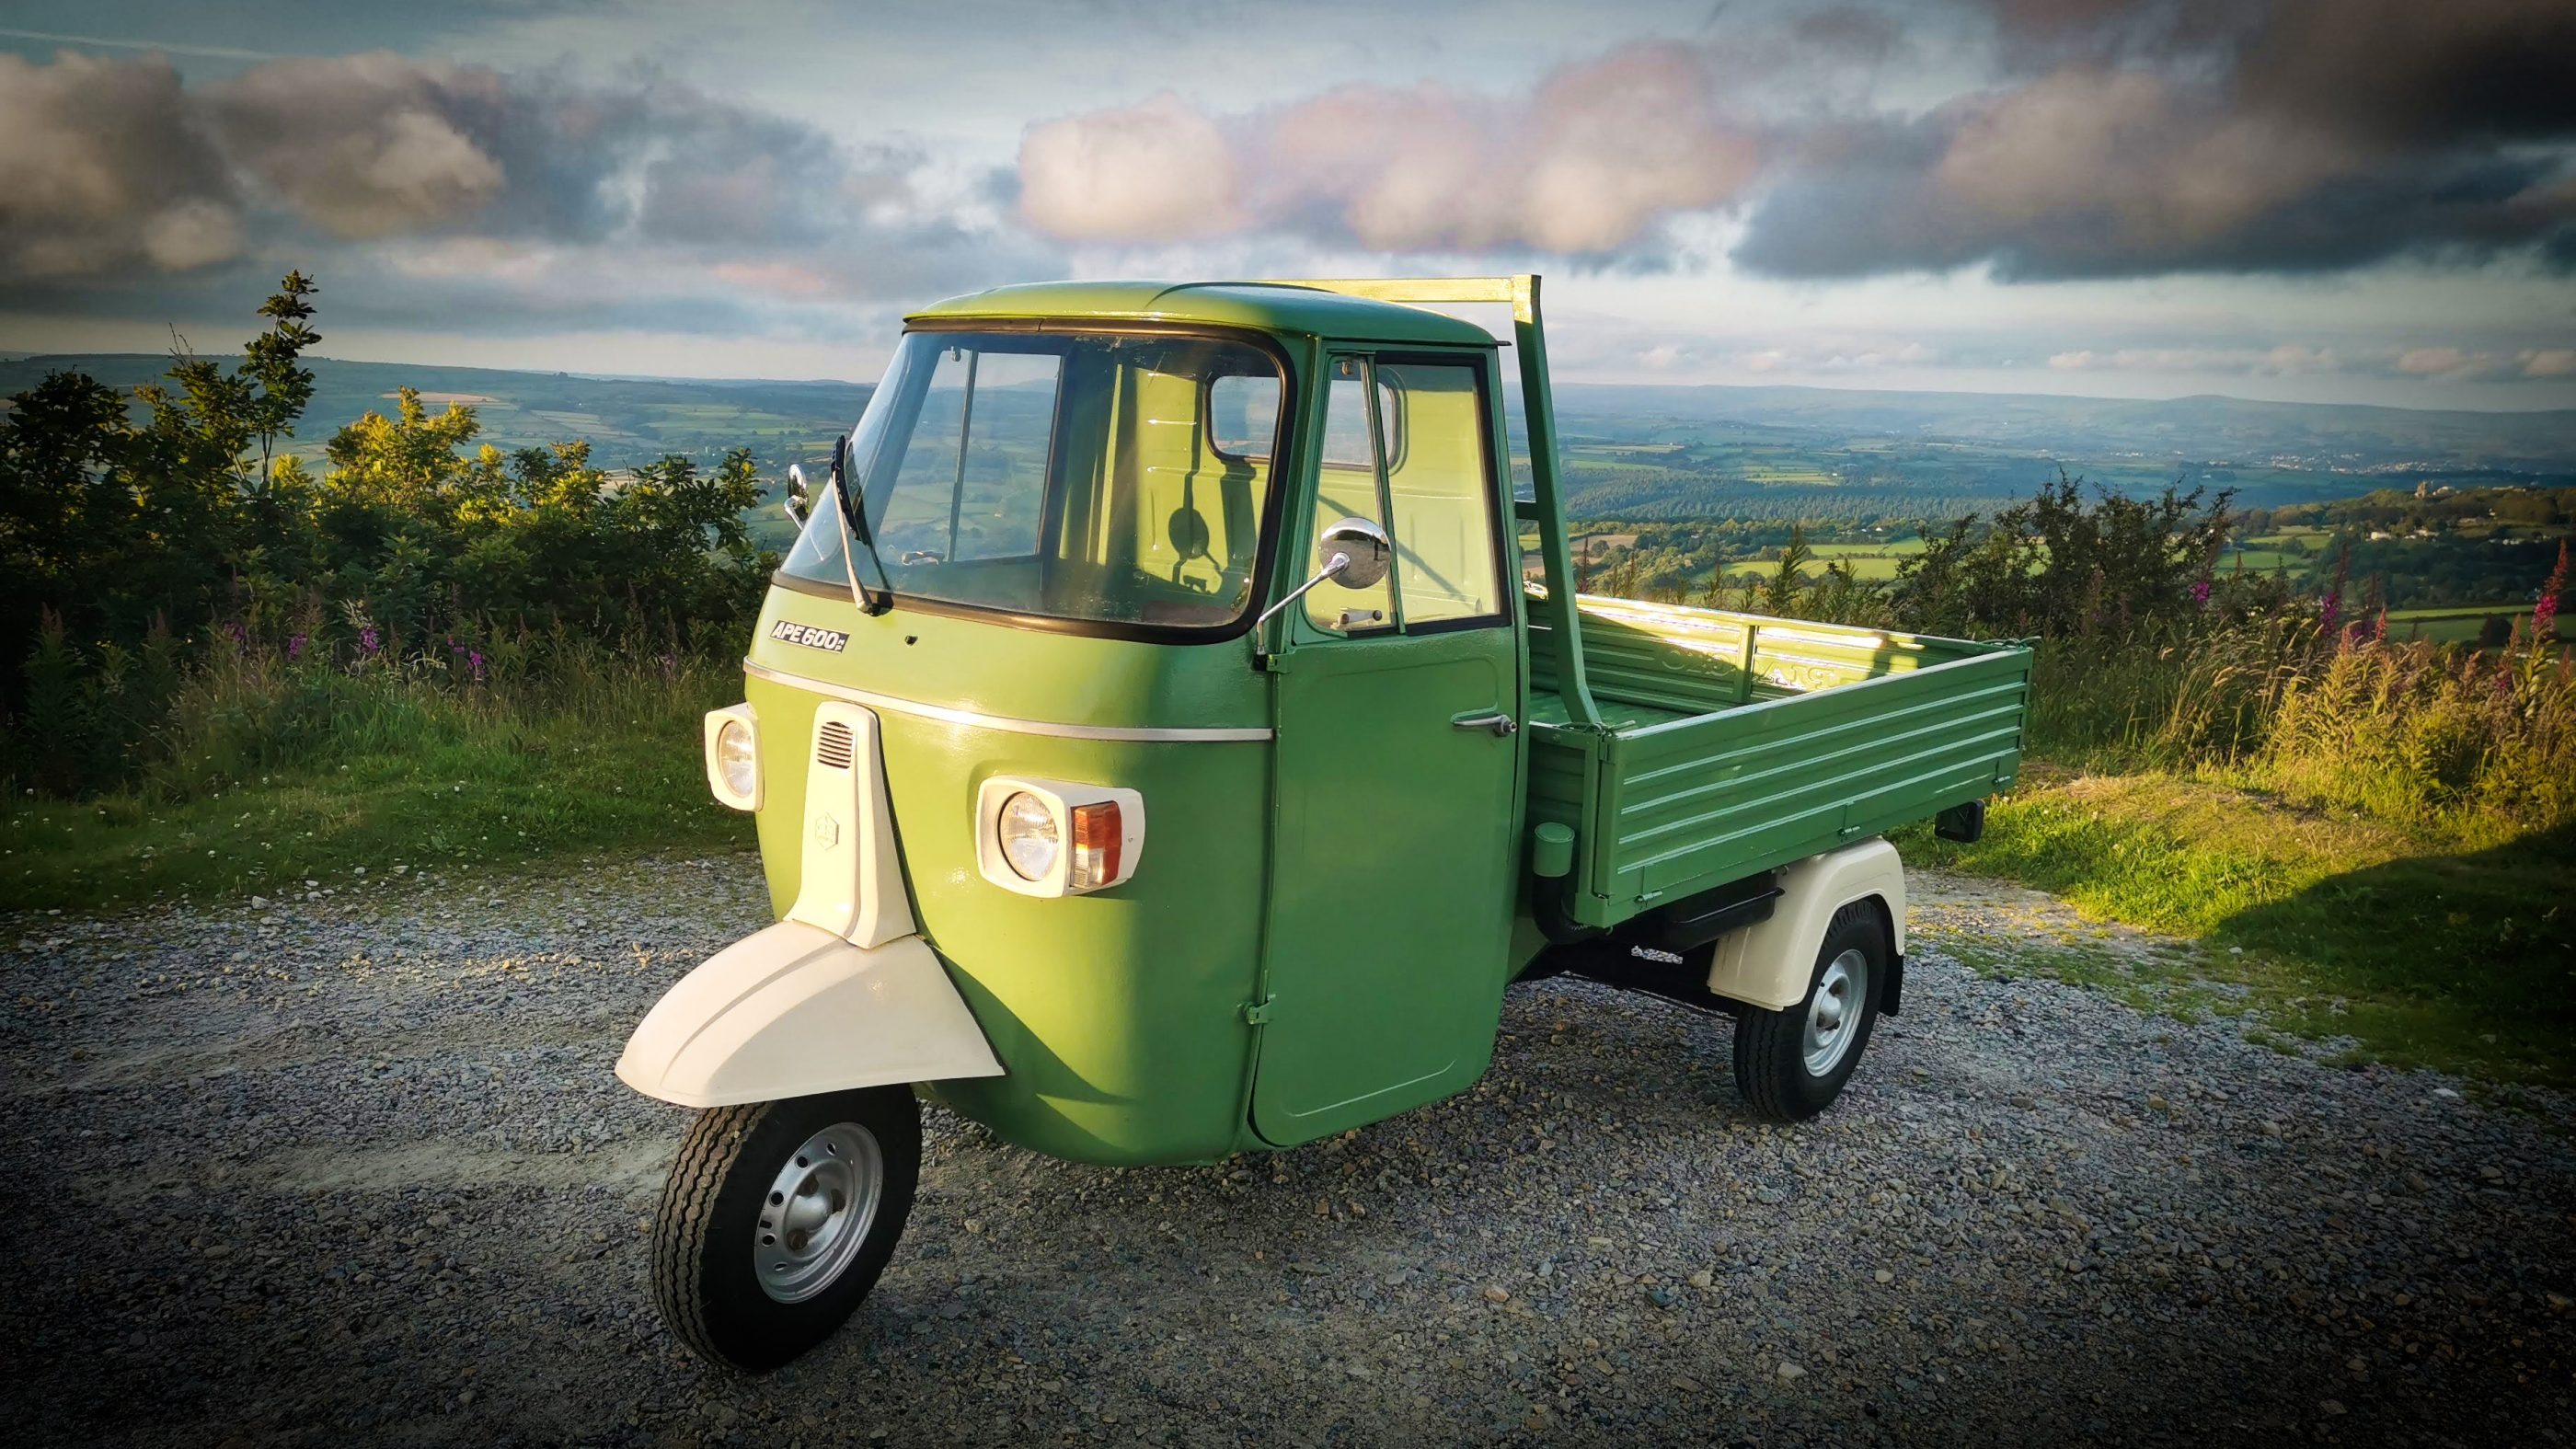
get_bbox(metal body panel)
[908,281,1496,349]
[1250,623,1523,1145]
[1705,838,1907,1011]
[1529,593,2030,927]
[740,603,1276,1165]
[615,923,1003,1108]
[787,702,915,948]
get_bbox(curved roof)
[906,281,1495,347]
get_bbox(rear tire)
[650,1086,920,1372]
[1731,903,1886,1122]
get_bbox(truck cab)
[615,277,2030,1371]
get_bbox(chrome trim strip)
[742,659,1274,742]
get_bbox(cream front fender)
[1704,837,1906,1012]
[615,920,1004,1109]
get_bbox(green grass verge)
[1901,773,2576,1087]
[3,668,754,913]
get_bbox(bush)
[0,274,775,799]
[1892,471,2235,639]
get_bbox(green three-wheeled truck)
[615,276,2032,1369]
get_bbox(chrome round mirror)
[1319,516,1391,590]
[782,463,812,524]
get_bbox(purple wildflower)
[2538,540,2568,643]
[2190,578,2212,610]
[287,632,306,661]
[220,620,247,650]
[360,626,381,656]
[467,650,486,684]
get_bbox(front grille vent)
[814,720,855,771]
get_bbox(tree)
[1760,525,1813,617]
[1892,472,2233,639]
[244,271,320,488]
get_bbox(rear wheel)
[1731,903,1886,1121]
[650,1086,920,1372]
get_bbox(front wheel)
[1731,903,1886,1122]
[650,1086,921,1372]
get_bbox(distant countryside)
[6,349,2570,635]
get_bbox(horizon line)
[7,350,2574,420]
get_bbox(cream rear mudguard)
[615,701,1004,1108]
[1704,837,1906,1011]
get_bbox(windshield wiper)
[827,432,894,616]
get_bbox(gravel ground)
[2,854,2570,1448]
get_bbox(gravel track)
[2,855,2570,1447]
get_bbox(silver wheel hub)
[1802,949,1869,1077]
[754,1121,883,1304]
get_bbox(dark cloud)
[0,47,1052,329]
[197,51,934,255]
[1732,0,2576,279]
[0,52,242,278]
[206,53,510,238]
[2226,0,2576,145]
[1787,6,1907,63]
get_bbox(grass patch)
[1935,931,2244,1022]
[1902,773,2576,1087]
[3,656,753,913]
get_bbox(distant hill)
[6,353,2570,512]
[1550,384,2576,476]
[0,354,872,473]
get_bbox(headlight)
[997,790,1059,880]
[702,704,760,811]
[976,777,1144,897]
[718,719,758,799]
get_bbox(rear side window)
[1302,353,1502,634]
[1378,360,1501,626]
[1306,360,1395,633]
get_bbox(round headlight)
[717,718,758,800]
[997,790,1059,881]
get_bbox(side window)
[1379,361,1502,625]
[1208,373,1282,462]
[1307,357,1394,633]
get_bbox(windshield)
[779,328,1286,632]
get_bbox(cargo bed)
[1524,592,2031,929]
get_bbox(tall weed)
[2260,634,2574,841]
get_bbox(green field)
[2385,604,2526,644]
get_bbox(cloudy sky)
[4,0,2573,409]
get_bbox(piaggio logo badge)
[769,620,850,652]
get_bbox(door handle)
[1452,710,1517,737]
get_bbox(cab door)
[1251,351,1524,1145]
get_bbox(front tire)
[1731,903,1886,1122]
[650,1086,921,1372]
